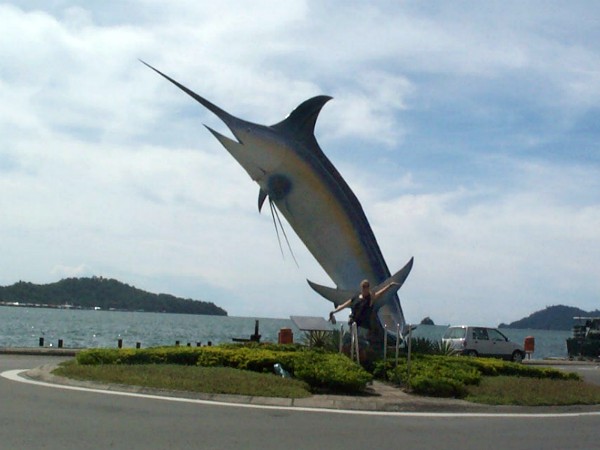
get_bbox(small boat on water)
[567,317,600,359]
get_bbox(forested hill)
[0,277,227,316]
[498,305,600,330]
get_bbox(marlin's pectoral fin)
[307,280,356,307]
[372,257,414,308]
[205,126,263,181]
[258,189,268,212]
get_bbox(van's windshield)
[488,328,508,341]
[443,327,466,339]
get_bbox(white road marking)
[2,369,600,418]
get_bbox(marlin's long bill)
[144,62,414,336]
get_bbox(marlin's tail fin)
[371,257,414,307]
[306,281,356,307]
[307,257,414,307]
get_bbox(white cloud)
[1,1,599,325]
[367,161,600,325]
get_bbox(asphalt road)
[1,354,600,450]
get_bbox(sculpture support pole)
[383,324,388,368]
[395,323,400,367]
[407,325,413,389]
[350,322,360,364]
[350,324,355,361]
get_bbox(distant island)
[420,316,435,325]
[0,277,227,316]
[499,305,600,331]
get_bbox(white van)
[442,326,525,363]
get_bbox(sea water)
[0,306,571,359]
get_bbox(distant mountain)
[0,277,227,316]
[499,305,600,330]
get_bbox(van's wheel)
[511,351,524,363]
[466,350,478,357]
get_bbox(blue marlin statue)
[143,62,414,342]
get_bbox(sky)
[1,1,599,326]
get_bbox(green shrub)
[410,375,468,398]
[76,347,208,366]
[299,330,341,352]
[217,342,305,352]
[406,337,437,354]
[292,351,372,393]
[76,349,121,365]
[374,354,580,398]
[458,357,580,380]
[396,337,458,356]
[385,356,481,396]
[433,339,460,356]
[75,345,370,393]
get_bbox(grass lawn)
[53,361,312,399]
[466,376,600,406]
[54,356,600,406]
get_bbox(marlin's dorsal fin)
[306,280,356,307]
[272,96,332,147]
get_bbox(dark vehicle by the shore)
[567,317,600,359]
